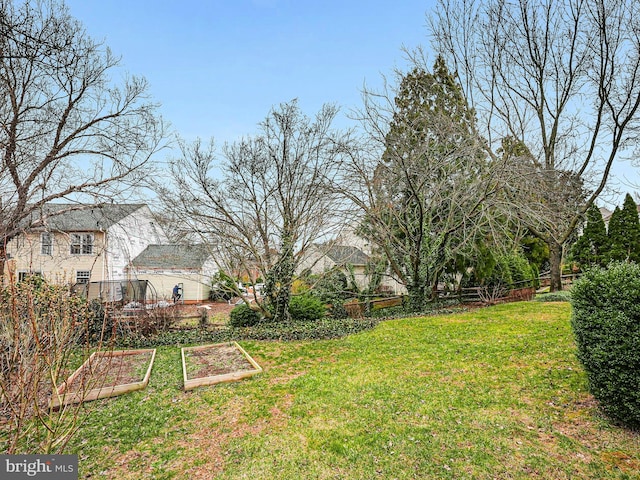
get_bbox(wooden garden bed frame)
[50,348,156,408]
[181,342,262,391]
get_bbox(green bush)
[571,262,640,429]
[311,269,349,318]
[209,272,236,301]
[229,303,261,327]
[288,294,326,322]
[506,254,535,286]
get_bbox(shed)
[127,245,217,303]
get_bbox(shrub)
[229,303,261,327]
[311,269,349,318]
[0,275,103,453]
[288,294,326,322]
[506,254,535,286]
[571,262,640,429]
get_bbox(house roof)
[325,245,369,266]
[131,244,212,270]
[599,207,613,222]
[600,205,640,223]
[28,203,146,231]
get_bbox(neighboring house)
[600,204,640,228]
[600,207,613,226]
[127,244,218,303]
[298,244,371,289]
[302,226,406,295]
[4,203,167,285]
[333,226,373,256]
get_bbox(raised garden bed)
[181,342,262,391]
[50,349,156,408]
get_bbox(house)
[299,226,406,294]
[4,203,167,285]
[127,244,218,303]
[298,244,372,289]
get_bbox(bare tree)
[339,58,513,311]
[161,100,350,321]
[430,0,640,291]
[0,0,167,279]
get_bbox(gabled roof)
[325,245,369,266]
[29,203,146,231]
[131,244,212,270]
[599,207,613,222]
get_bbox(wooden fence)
[343,281,536,317]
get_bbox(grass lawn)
[69,301,640,479]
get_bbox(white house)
[4,203,167,285]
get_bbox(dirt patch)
[174,302,235,318]
[184,344,256,379]
[64,350,153,393]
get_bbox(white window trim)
[40,232,53,255]
[76,270,91,284]
[70,233,94,255]
[18,271,42,282]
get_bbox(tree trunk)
[406,283,427,312]
[0,244,6,285]
[264,234,295,322]
[548,240,563,292]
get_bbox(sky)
[64,0,434,143]
[63,0,637,208]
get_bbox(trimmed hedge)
[571,262,640,429]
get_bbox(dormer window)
[70,233,94,255]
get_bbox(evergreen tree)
[363,56,492,311]
[608,194,640,263]
[570,203,610,268]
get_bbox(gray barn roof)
[131,244,212,270]
[29,204,146,231]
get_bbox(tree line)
[2,0,640,321]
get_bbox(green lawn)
[70,302,640,479]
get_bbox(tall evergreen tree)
[356,57,499,311]
[608,194,640,263]
[570,203,610,268]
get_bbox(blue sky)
[64,0,434,143]
[63,0,637,206]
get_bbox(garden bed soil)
[182,342,262,391]
[50,349,156,408]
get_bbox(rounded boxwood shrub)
[571,262,640,429]
[229,303,261,327]
[288,294,326,322]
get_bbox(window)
[41,232,53,255]
[70,233,94,255]
[18,271,42,282]
[76,270,91,284]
